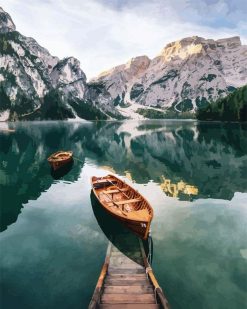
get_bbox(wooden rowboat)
[91,174,153,240]
[47,151,73,171]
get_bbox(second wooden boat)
[91,174,153,240]
[47,151,73,171]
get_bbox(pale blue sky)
[2,0,246,79]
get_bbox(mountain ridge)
[0,7,246,121]
[91,35,247,117]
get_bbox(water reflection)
[1,120,247,309]
[0,124,84,232]
[0,121,246,232]
[160,176,198,201]
[50,160,74,179]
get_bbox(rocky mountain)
[0,7,121,121]
[0,6,246,121]
[91,36,247,117]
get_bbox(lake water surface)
[0,120,247,309]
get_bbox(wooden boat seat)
[115,198,142,205]
[103,188,128,194]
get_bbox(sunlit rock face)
[0,7,121,121]
[92,36,247,115]
[91,56,151,106]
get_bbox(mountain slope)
[0,7,121,121]
[91,36,247,117]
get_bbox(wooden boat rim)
[47,151,73,162]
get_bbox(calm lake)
[0,120,247,309]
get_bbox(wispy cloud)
[2,0,246,79]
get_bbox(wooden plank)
[93,178,116,184]
[110,252,141,257]
[99,304,160,309]
[109,264,140,268]
[109,256,143,264]
[115,198,142,205]
[101,293,156,304]
[104,286,153,294]
[109,257,143,266]
[107,274,147,279]
[108,268,145,274]
[108,255,144,267]
[104,279,151,286]
[109,255,142,261]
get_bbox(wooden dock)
[89,237,169,309]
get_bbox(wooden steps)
[89,241,159,308]
[103,286,154,294]
[99,246,160,309]
[89,236,169,309]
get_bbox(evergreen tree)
[197,85,247,121]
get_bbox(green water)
[0,120,247,309]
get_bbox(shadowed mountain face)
[1,121,246,232]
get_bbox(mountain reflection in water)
[0,120,246,232]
